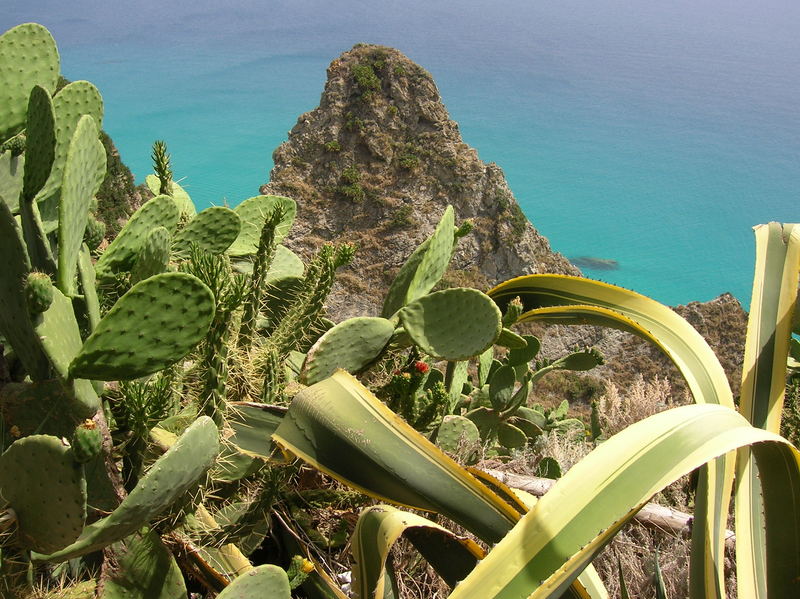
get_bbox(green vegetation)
[1,23,800,599]
[335,164,366,202]
[323,139,341,152]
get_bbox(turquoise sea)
[5,1,800,307]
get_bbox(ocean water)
[5,1,800,307]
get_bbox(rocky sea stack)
[261,43,577,319]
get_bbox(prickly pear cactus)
[39,416,219,562]
[71,419,102,464]
[301,316,395,385]
[145,173,196,219]
[57,114,106,294]
[228,194,296,256]
[436,415,481,464]
[36,80,104,210]
[69,272,215,380]
[0,434,86,553]
[95,194,179,277]
[25,271,54,315]
[382,205,455,317]
[130,225,171,284]
[216,564,291,599]
[0,23,59,141]
[21,84,56,203]
[398,288,502,360]
[172,205,241,256]
[102,529,187,599]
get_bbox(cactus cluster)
[0,22,611,599]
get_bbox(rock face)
[535,292,748,397]
[261,44,577,319]
[260,43,749,395]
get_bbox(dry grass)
[598,375,690,437]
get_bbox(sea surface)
[5,1,800,307]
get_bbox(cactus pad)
[436,415,480,462]
[382,205,454,316]
[0,23,59,141]
[398,288,502,360]
[228,195,296,256]
[22,85,56,202]
[69,272,215,380]
[77,244,101,333]
[145,174,196,218]
[0,434,86,553]
[130,226,170,284]
[172,205,241,255]
[506,335,541,366]
[83,215,105,250]
[217,564,291,599]
[0,199,51,378]
[38,416,219,562]
[35,286,83,379]
[301,317,395,385]
[95,194,179,277]
[0,151,24,213]
[103,530,187,599]
[58,114,106,294]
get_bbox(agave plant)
[271,222,800,598]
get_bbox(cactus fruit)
[301,317,395,385]
[0,434,87,553]
[69,272,215,380]
[228,194,296,256]
[83,214,105,250]
[71,419,102,464]
[216,564,292,599]
[398,288,502,361]
[25,271,54,314]
[95,194,179,277]
[0,199,51,379]
[172,205,241,256]
[0,24,60,142]
[57,114,106,294]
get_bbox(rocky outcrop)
[259,43,748,397]
[261,44,577,319]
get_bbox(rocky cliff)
[261,43,748,393]
[261,44,577,319]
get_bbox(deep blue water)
[5,1,800,307]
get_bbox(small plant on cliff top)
[351,62,381,100]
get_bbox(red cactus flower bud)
[413,361,429,374]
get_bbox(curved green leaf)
[448,404,799,598]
